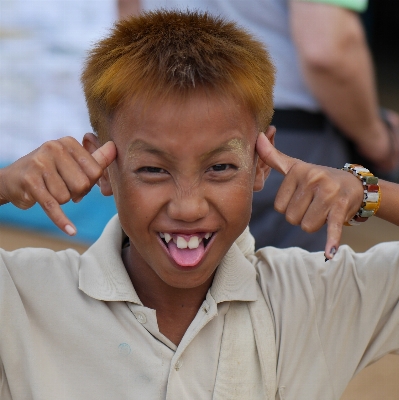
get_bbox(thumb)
[92,141,117,170]
[256,132,296,175]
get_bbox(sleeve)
[296,0,368,12]
[303,242,399,391]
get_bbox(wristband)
[342,163,381,226]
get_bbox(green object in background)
[298,0,368,12]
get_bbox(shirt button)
[175,359,183,371]
[134,312,147,324]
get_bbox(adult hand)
[376,109,399,172]
[353,108,399,174]
[256,132,364,259]
[0,136,116,236]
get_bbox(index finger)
[256,132,298,175]
[33,185,77,236]
[324,209,346,260]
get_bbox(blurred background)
[0,0,398,398]
[0,0,118,244]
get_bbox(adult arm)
[290,1,399,171]
[118,0,141,19]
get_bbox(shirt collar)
[79,215,258,304]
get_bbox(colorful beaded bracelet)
[342,163,381,226]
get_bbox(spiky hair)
[82,9,275,142]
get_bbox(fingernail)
[324,246,337,262]
[65,224,76,236]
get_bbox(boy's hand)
[0,137,116,236]
[256,132,364,259]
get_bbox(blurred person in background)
[0,0,117,243]
[119,0,399,251]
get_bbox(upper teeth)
[176,236,188,249]
[188,236,199,249]
[159,233,212,249]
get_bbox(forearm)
[0,169,9,206]
[376,180,399,226]
[290,2,389,163]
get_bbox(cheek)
[216,177,254,220]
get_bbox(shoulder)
[253,242,399,306]
[0,246,81,290]
[254,241,399,279]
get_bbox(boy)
[0,10,398,400]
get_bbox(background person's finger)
[256,132,298,175]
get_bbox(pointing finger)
[34,185,77,236]
[324,211,344,261]
[256,132,298,175]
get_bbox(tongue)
[168,240,205,267]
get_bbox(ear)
[82,133,114,196]
[253,125,276,192]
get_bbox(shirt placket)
[165,294,218,399]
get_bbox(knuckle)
[41,139,64,153]
[56,190,71,205]
[79,157,103,178]
[15,193,35,210]
[274,200,285,214]
[301,220,316,233]
[42,199,57,212]
[71,175,91,195]
[285,212,300,226]
[60,136,78,147]
[288,161,303,174]
[62,136,80,155]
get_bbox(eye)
[137,166,169,174]
[207,164,234,172]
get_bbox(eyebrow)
[200,138,248,161]
[127,140,171,158]
[127,138,248,161]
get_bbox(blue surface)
[0,164,117,244]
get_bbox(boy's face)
[100,91,273,289]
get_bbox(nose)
[167,187,209,222]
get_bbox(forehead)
[110,91,258,155]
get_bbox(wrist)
[0,168,10,206]
[355,119,391,164]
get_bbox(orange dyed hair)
[82,9,275,142]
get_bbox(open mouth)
[159,232,214,267]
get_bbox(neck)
[122,244,214,345]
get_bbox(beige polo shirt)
[1,215,398,399]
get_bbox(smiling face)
[99,91,271,290]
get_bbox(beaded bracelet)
[342,163,381,226]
